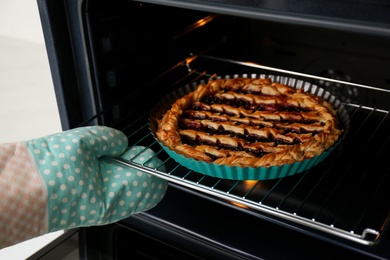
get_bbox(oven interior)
[37,0,390,258]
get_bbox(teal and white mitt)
[0,126,167,248]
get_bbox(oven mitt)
[0,126,168,249]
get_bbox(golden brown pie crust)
[156,77,343,168]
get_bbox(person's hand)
[0,126,167,248]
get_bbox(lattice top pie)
[156,77,343,168]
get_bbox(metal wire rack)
[104,55,390,245]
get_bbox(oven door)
[29,185,390,260]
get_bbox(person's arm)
[0,126,167,249]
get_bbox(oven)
[31,0,390,259]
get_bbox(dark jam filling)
[179,92,321,159]
[200,95,311,112]
[184,110,320,128]
[180,135,267,159]
[179,120,302,144]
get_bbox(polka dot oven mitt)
[0,126,167,248]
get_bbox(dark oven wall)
[84,0,390,129]
[84,1,254,128]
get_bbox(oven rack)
[104,56,390,246]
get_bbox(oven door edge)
[37,0,98,129]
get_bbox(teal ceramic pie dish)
[149,74,349,180]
